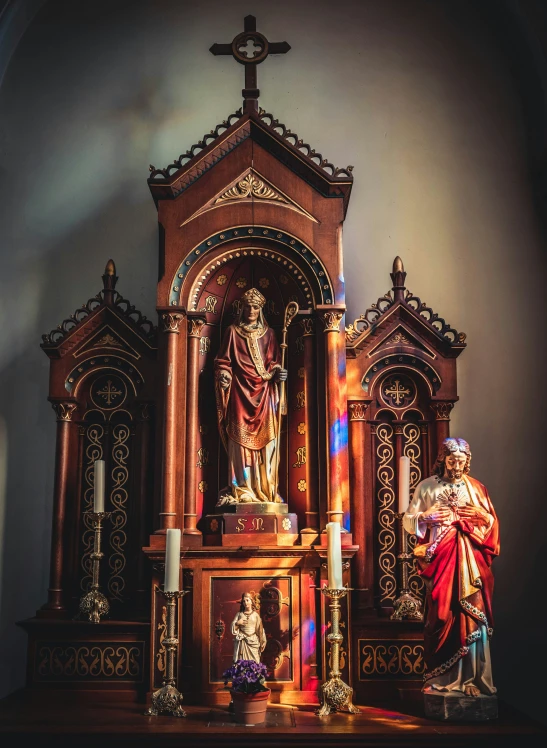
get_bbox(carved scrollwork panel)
[358,641,424,680]
[403,423,425,598]
[35,642,144,682]
[375,423,397,604]
[108,422,130,602]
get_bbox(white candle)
[326,522,343,590]
[93,459,105,513]
[164,529,181,592]
[398,456,411,513]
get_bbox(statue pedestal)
[204,503,299,546]
[424,690,498,721]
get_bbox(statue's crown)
[241,287,266,308]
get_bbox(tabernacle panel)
[209,575,293,683]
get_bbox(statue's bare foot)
[464,684,481,698]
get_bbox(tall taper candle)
[326,522,343,590]
[164,529,181,592]
[93,459,105,513]
[398,456,411,513]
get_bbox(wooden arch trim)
[65,356,145,397]
[361,357,443,398]
[170,226,335,309]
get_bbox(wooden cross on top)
[210,15,291,113]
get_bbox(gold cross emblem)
[96,380,122,406]
[384,379,411,406]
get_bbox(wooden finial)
[104,259,116,276]
[102,259,118,305]
[393,256,404,274]
[390,256,407,303]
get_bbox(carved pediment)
[346,257,466,359]
[73,325,141,360]
[41,261,157,359]
[148,109,353,213]
[180,169,318,226]
[366,324,436,359]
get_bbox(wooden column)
[159,311,184,532]
[348,402,369,597]
[41,400,77,615]
[300,316,319,538]
[184,315,206,541]
[319,307,347,530]
[430,401,454,455]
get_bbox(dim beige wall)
[0,0,545,722]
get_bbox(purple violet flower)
[223,659,269,694]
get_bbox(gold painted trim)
[363,363,442,398]
[73,324,142,360]
[355,304,449,350]
[71,362,142,397]
[366,322,436,360]
[177,228,333,311]
[180,168,319,227]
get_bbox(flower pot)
[230,688,270,726]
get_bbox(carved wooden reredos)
[29,16,472,705]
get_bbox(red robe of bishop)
[214,322,281,453]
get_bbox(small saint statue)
[214,287,287,505]
[231,592,267,663]
[403,438,499,713]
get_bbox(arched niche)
[180,237,326,530]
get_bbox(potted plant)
[223,659,271,725]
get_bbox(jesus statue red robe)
[403,440,499,697]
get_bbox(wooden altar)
[18,15,468,710]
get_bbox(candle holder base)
[78,512,111,624]
[316,676,360,717]
[145,683,187,718]
[390,589,423,621]
[316,587,361,717]
[79,588,109,624]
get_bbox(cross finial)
[210,15,291,113]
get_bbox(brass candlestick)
[145,588,188,717]
[316,587,360,717]
[79,511,111,623]
[391,512,423,621]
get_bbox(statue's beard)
[445,467,464,481]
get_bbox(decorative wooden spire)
[390,256,407,303]
[102,259,118,306]
[210,15,291,113]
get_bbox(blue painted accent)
[169,227,334,307]
[329,412,348,457]
[343,510,351,532]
